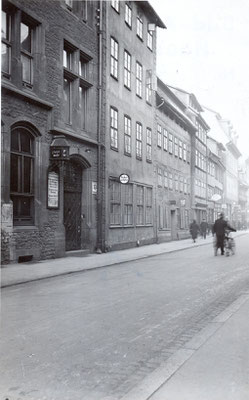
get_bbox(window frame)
[124,50,131,90]
[157,124,162,148]
[1,10,12,78]
[146,127,152,162]
[147,29,153,51]
[111,0,120,13]
[125,3,132,28]
[110,180,121,225]
[124,115,131,156]
[110,37,119,80]
[136,15,143,40]
[136,61,142,98]
[136,122,142,160]
[110,106,118,150]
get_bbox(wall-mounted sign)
[92,181,97,195]
[119,174,130,184]
[48,171,59,209]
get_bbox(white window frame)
[110,37,118,79]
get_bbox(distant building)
[155,78,196,241]
[168,87,209,224]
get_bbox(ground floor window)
[10,127,35,225]
[109,179,153,227]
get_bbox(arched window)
[10,127,35,225]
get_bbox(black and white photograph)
[1,0,249,399]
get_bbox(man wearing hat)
[212,213,236,255]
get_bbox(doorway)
[64,160,82,251]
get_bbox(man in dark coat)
[200,219,208,239]
[212,213,236,255]
[189,220,199,243]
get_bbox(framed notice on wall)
[47,170,59,209]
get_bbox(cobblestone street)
[1,234,249,400]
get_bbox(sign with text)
[48,171,59,209]
[119,174,130,184]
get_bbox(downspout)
[96,0,104,253]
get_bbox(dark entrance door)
[64,161,82,251]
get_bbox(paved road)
[1,234,249,400]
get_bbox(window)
[175,174,179,191]
[124,50,131,89]
[164,171,168,188]
[136,122,142,159]
[136,61,142,97]
[10,128,35,225]
[146,128,152,161]
[184,178,187,194]
[21,21,34,86]
[145,69,152,104]
[63,77,72,124]
[147,29,153,50]
[1,10,11,77]
[183,143,187,161]
[174,137,178,157]
[136,16,143,40]
[169,133,173,154]
[158,168,162,187]
[179,140,183,159]
[180,176,184,192]
[110,107,118,149]
[63,42,92,127]
[124,184,133,225]
[110,180,121,225]
[111,0,119,12]
[169,173,173,190]
[146,187,153,224]
[136,185,144,225]
[157,124,162,147]
[124,115,131,155]
[163,129,168,151]
[125,3,132,27]
[110,37,118,79]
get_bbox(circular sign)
[119,174,130,184]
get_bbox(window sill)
[124,152,131,157]
[136,94,142,99]
[14,225,38,231]
[110,74,118,82]
[125,22,132,30]
[111,146,119,152]
[136,156,142,161]
[124,85,131,91]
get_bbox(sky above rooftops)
[151,0,249,159]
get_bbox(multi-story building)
[206,135,225,223]
[238,166,248,229]
[101,1,166,250]
[1,0,100,263]
[168,87,209,224]
[155,78,196,242]
[203,107,241,224]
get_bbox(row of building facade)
[1,0,248,264]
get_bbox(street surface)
[1,233,249,400]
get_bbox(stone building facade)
[102,1,166,250]
[1,0,100,263]
[155,79,196,242]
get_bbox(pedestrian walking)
[200,219,208,239]
[189,220,199,243]
[212,213,236,256]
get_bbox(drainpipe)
[96,1,104,253]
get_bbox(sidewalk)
[120,293,249,400]
[1,231,248,288]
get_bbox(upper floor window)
[136,122,142,159]
[111,0,119,13]
[163,129,168,151]
[1,10,11,77]
[145,69,152,104]
[110,107,118,149]
[62,41,92,127]
[174,137,178,157]
[179,140,183,159]
[124,115,131,155]
[20,21,34,87]
[183,143,187,161]
[136,61,142,98]
[10,127,35,225]
[158,167,162,187]
[146,128,152,162]
[157,124,162,147]
[110,37,118,79]
[168,133,173,154]
[136,16,143,40]
[147,29,153,50]
[125,3,132,27]
[124,50,131,89]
